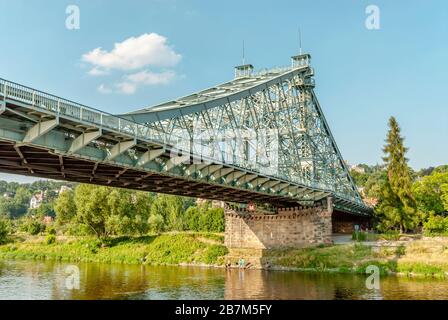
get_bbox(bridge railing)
[0,78,148,137]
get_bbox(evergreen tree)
[377,117,418,232]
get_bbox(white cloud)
[126,70,176,85]
[97,84,112,94]
[82,33,182,72]
[115,70,176,95]
[115,82,138,95]
[88,67,109,76]
[97,70,176,95]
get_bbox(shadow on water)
[0,259,448,300]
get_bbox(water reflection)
[223,269,383,300]
[0,260,447,300]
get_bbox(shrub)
[203,245,228,264]
[47,226,57,235]
[26,220,46,235]
[423,214,448,236]
[352,231,366,241]
[0,219,9,244]
[59,222,91,236]
[352,231,381,242]
[380,230,401,240]
[395,245,406,257]
[45,234,56,245]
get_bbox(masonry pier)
[224,197,334,250]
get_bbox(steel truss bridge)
[0,54,371,215]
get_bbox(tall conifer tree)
[377,117,417,232]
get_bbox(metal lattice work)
[0,54,371,215]
[123,54,366,212]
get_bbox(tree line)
[54,185,225,238]
[0,182,224,242]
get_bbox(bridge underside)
[0,139,303,207]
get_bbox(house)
[30,191,44,209]
[2,192,14,199]
[350,165,366,174]
[196,198,225,208]
[43,216,54,224]
[58,185,72,194]
[364,197,378,207]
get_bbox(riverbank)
[1,232,448,277]
[263,237,448,277]
[0,232,228,266]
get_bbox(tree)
[434,165,448,174]
[131,191,153,235]
[74,184,112,238]
[54,189,77,226]
[35,202,55,218]
[0,187,31,218]
[441,184,448,213]
[199,207,225,232]
[13,187,31,217]
[148,214,164,234]
[184,206,200,231]
[350,170,369,188]
[106,189,134,235]
[416,166,435,178]
[412,171,448,217]
[364,170,387,199]
[376,117,418,232]
[0,198,16,218]
[73,184,153,237]
[150,195,183,231]
[105,189,153,235]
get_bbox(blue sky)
[0,0,447,182]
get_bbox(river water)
[0,259,447,300]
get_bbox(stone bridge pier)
[224,197,334,249]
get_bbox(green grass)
[268,243,375,272]
[351,231,401,242]
[265,241,448,277]
[395,262,445,276]
[0,233,228,266]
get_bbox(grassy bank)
[263,238,448,277]
[1,233,448,277]
[0,232,228,266]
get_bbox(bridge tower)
[223,53,369,251]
